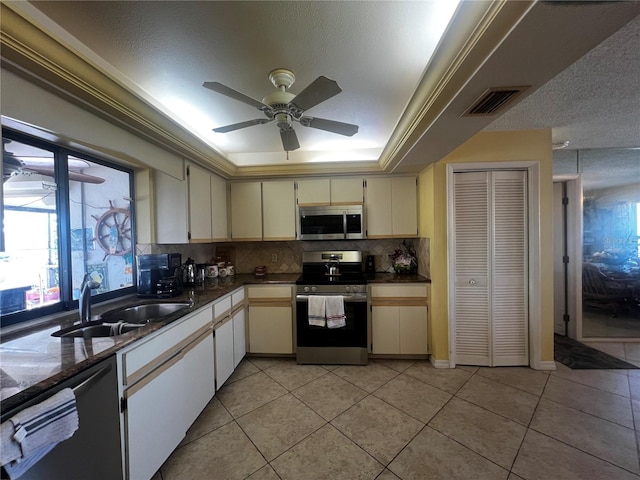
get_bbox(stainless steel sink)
[52,320,144,338]
[52,302,191,338]
[98,302,192,324]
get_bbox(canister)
[206,264,218,278]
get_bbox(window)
[1,130,135,326]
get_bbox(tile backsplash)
[137,238,430,278]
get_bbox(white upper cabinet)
[391,176,418,237]
[297,179,330,206]
[210,173,228,241]
[330,178,364,204]
[187,162,213,242]
[263,180,296,240]
[184,163,229,243]
[364,177,392,238]
[365,176,418,238]
[230,181,263,241]
[297,178,363,206]
[153,168,189,244]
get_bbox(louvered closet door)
[453,170,528,366]
[454,172,491,365]
[491,171,528,366]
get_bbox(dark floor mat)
[554,334,638,369]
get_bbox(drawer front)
[370,284,427,298]
[247,285,292,300]
[214,295,232,322]
[231,287,245,306]
[121,306,212,385]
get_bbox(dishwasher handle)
[72,363,112,396]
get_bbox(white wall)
[1,68,184,180]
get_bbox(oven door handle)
[296,294,368,303]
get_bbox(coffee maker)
[137,253,182,297]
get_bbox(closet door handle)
[469,279,476,285]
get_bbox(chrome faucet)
[79,273,101,323]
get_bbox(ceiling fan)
[3,140,105,184]
[203,68,359,152]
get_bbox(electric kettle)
[326,255,340,276]
[182,257,196,286]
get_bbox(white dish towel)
[326,296,346,329]
[308,295,326,327]
[1,387,78,478]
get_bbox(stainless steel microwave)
[298,205,365,240]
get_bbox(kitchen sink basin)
[98,302,192,324]
[52,320,144,338]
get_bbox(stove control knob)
[311,286,317,293]
[304,286,310,293]
[345,285,351,293]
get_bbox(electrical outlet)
[271,253,278,263]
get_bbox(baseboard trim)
[429,356,452,369]
[531,360,557,371]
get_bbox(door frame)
[447,161,545,369]
[552,175,583,340]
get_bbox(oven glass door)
[296,296,367,348]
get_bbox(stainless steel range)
[295,251,368,365]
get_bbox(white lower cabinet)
[232,289,246,367]
[214,317,234,390]
[247,285,293,354]
[125,355,186,480]
[114,287,261,478]
[370,284,429,355]
[118,306,214,480]
[212,287,245,390]
[182,331,215,426]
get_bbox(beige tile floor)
[152,355,640,480]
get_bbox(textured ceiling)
[486,14,640,190]
[486,14,640,151]
[4,1,640,177]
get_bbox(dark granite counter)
[366,273,431,284]
[0,273,298,414]
[0,271,428,413]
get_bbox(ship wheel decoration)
[93,200,132,260]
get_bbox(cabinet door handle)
[127,349,184,397]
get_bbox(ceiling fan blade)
[213,118,272,133]
[280,127,300,152]
[290,76,342,112]
[203,82,270,111]
[28,166,105,184]
[299,117,359,136]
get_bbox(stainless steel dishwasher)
[1,356,123,480]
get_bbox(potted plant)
[390,240,417,274]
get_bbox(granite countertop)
[366,273,430,284]
[0,271,427,413]
[0,273,297,413]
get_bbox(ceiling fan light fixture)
[275,112,291,130]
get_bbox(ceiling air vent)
[463,86,529,116]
